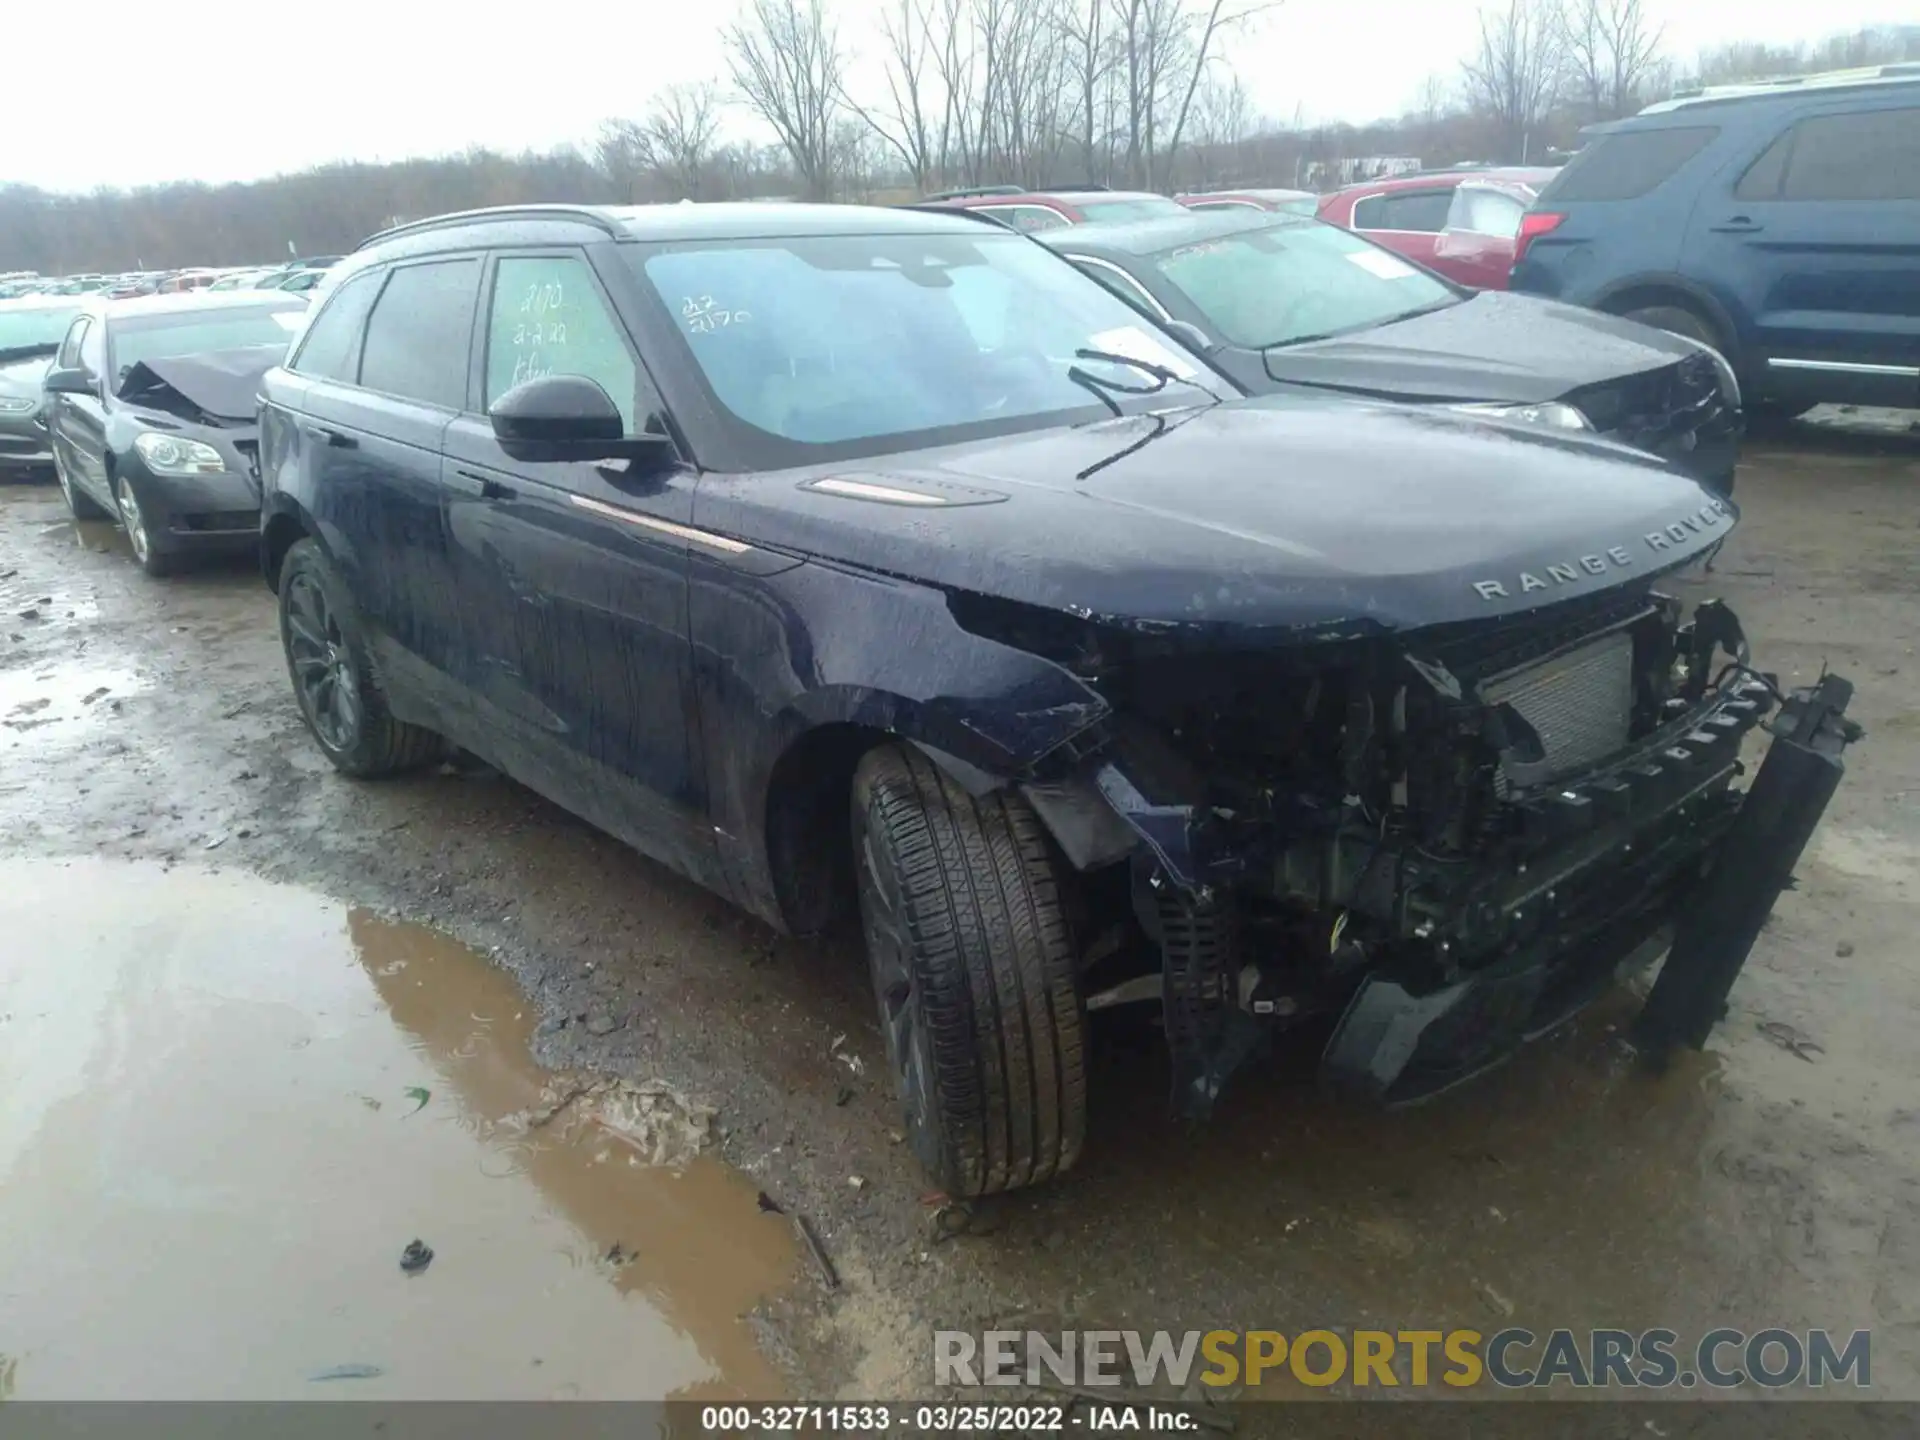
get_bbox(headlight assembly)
[0,396,35,414]
[1448,400,1593,431]
[133,432,227,475]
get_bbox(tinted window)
[485,255,640,429]
[1151,220,1457,348]
[79,320,106,377]
[357,260,479,409]
[289,269,382,382]
[627,234,1228,460]
[1734,130,1793,200]
[1542,126,1719,201]
[1778,108,1919,202]
[1352,189,1453,232]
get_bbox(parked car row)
[0,258,340,302]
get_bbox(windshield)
[0,305,82,351]
[626,233,1226,464]
[1077,197,1186,223]
[109,307,305,380]
[1150,219,1459,348]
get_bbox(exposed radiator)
[1483,629,1634,791]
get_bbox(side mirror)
[1161,319,1215,354]
[488,374,674,466]
[43,366,95,397]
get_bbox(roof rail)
[1642,63,1920,114]
[1044,182,1116,193]
[920,184,1027,201]
[355,204,623,252]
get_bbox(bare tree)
[595,120,652,202]
[1187,71,1253,186]
[1154,0,1276,190]
[849,0,940,190]
[1560,0,1664,121]
[641,83,724,197]
[725,0,847,199]
[1460,0,1565,163]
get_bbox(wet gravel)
[2,408,1918,1401]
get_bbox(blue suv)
[1511,68,1919,415]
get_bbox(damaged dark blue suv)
[258,203,1859,1197]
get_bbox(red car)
[1317,169,1558,290]
[920,185,1187,232]
[1177,188,1319,216]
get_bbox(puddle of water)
[0,857,795,1400]
[0,662,146,737]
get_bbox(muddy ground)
[2,409,1917,1406]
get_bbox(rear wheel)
[851,743,1087,1198]
[278,538,442,778]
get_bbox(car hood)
[694,393,1734,639]
[115,344,283,424]
[0,353,53,400]
[1257,290,1699,404]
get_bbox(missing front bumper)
[1321,673,1860,1103]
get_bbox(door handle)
[452,468,516,500]
[304,424,357,449]
[1710,217,1763,234]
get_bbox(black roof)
[1034,207,1303,258]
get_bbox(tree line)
[2,8,1912,275]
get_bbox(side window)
[1734,129,1793,200]
[78,320,106,379]
[1541,126,1720,202]
[357,259,480,409]
[57,317,89,370]
[983,205,1068,233]
[1779,108,1920,202]
[1378,189,1455,232]
[484,255,639,429]
[1070,259,1159,318]
[288,269,382,383]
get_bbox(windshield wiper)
[1260,296,1467,352]
[1066,347,1219,416]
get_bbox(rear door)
[297,257,481,720]
[1434,183,1528,290]
[1686,100,1920,406]
[440,247,712,877]
[1347,186,1454,273]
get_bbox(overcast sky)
[5,0,1911,192]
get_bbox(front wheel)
[113,476,175,577]
[1623,304,1723,353]
[277,538,442,778]
[851,744,1087,1198]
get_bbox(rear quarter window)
[1739,107,1920,203]
[1540,126,1720,201]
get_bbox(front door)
[48,317,111,507]
[441,248,712,879]
[1687,101,1920,408]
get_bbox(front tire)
[1624,303,1723,352]
[277,538,442,778]
[851,743,1086,1198]
[113,475,175,577]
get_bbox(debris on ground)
[584,1011,619,1037]
[1758,1020,1825,1062]
[791,1211,839,1290]
[606,1242,632,1266]
[1473,1278,1516,1317]
[309,1363,385,1382]
[756,1190,784,1214]
[403,1086,431,1115]
[828,1031,865,1077]
[1836,940,1856,958]
[399,1239,434,1275]
[508,1075,713,1165]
